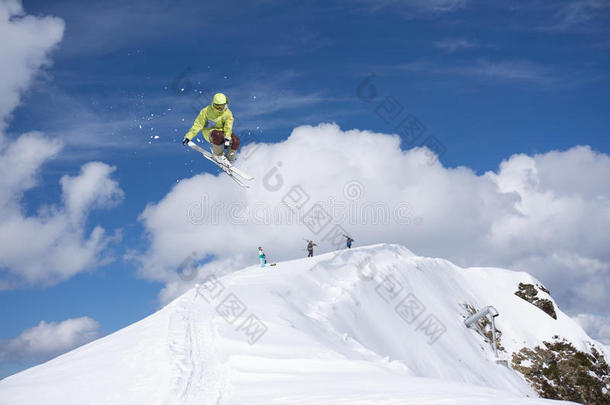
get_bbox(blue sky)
[1,0,609,378]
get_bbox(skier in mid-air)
[182,93,240,163]
[306,240,317,257]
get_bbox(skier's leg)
[225,133,240,163]
[210,130,225,157]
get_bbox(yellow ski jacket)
[184,103,234,143]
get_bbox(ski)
[187,141,254,187]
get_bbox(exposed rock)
[515,282,557,320]
[512,338,610,404]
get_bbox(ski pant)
[260,257,266,267]
[210,130,240,161]
[307,250,313,257]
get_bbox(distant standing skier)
[344,235,354,249]
[306,240,317,257]
[258,247,266,268]
[182,93,240,163]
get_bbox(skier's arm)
[184,107,208,141]
[223,110,234,139]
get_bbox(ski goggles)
[213,103,227,111]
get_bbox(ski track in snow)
[165,290,227,405]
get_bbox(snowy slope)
[463,266,595,355]
[1,243,600,405]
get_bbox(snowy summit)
[1,244,606,404]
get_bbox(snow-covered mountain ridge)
[1,243,607,404]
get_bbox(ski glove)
[182,137,190,145]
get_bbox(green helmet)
[212,93,228,112]
[213,93,227,105]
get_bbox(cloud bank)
[0,1,123,290]
[0,317,101,363]
[0,142,124,289]
[137,123,610,330]
[573,313,610,345]
[0,0,64,132]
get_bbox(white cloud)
[136,124,610,321]
[402,0,467,13]
[434,38,476,52]
[555,0,610,29]
[573,313,610,345]
[425,0,466,12]
[509,1,610,33]
[60,161,124,222]
[0,317,101,363]
[0,142,124,289]
[402,59,551,83]
[469,60,550,82]
[359,0,467,14]
[0,0,64,132]
[0,132,62,209]
[0,2,123,290]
